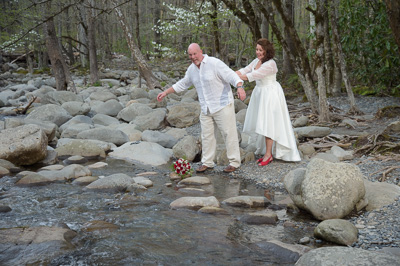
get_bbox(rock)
[0,205,12,212]
[38,90,83,105]
[0,226,77,265]
[108,141,173,166]
[133,176,153,188]
[0,165,10,177]
[283,168,307,210]
[384,121,400,133]
[234,99,247,113]
[117,103,153,122]
[294,126,332,138]
[329,145,354,161]
[295,246,400,266]
[178,176,211,186]
[170,196,220,210]
[314,219,358,246]
[301,158,366,220]
[340,118,358,128]
[111,124,142,142]
[253,240,311,264]
[100,78,120,87]
[142,130,178,148]
[77,127,129,146]
[61,101,91,116]
[293,115,309,127]
[0,124,48,165]
[222,196,270,208]
[133,108,166,131]
[91,99,123,117]
[130,87,149,99]
[63,155,88,164]
[92,113,120,126]
[36,164,91,182]
[72,175,99,186]
[236,109,247,124]
[298,144,315,156]
[198,206,228,215]
[364,180,400,211]
[16,172,50,186]
[85,173,135,191]
[89,90,117,101]
[166,102,201,128]
[59,115,93,132]
[82,220,119,232]
[164,127,188,141]
[60,123,94,138]
[172,135,200,161]
[312,152,340,163]
[239,211,278,225]
[55,138,113,158]
[26,104,72,127]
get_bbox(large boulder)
[299,159,365,220]
[314,219,358,246]
[294,126,332,138]
[363,180,400,211]
[132,108,166,131]
[142,130,178,148]
[61,101,91,116]
[166,102,201,128]
[172,135,200,161]
[77,127,129,146]
[55,138,113,158]
[4,118,57,141]
[117,102,153,122]
[108,141,173,166]
[91,99,123,117]
[26,104,72,127]
[38,90,83,105]
[0,124,48,165]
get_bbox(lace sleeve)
[238,59,258,75]
[246,60,278,82]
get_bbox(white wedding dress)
[240,58,301,161]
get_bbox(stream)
[0,158,317,265]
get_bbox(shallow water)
[0,158,315,265]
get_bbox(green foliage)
[160,81,167,87]
[339,0,399,93]
[92,81,102,87]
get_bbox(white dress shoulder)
[240,59,301,161]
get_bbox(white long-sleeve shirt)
[238,58,278,82]
[173,54,243,114]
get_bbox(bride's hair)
[257,38,275,63]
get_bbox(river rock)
[329,145,354,161]
[89,90,117,101]
[110,123,142,142]
[91,99,123,117]
[294,126,332,138]
[363,180,400,211]
[72,175,99,186]
[178,176,211,186]
[301,158,366,220]
[283,168,307,210]
[166,102,201,128]
[39,90,83,105]
[37,164,91,182]
[59,115,93,132]
[132,108,166,131]
[384,120,400,133]
[236,109,247,124]
[61,101,91,116]
[172,135,200,161]
[4,117,57,141]
[85,173,135,191]
[293,115,309,127]
[312,152,340,162]
[117,102,153,122]
[60,123,94,138]
[55,138,113,158]
[298,144,315,156]
[92,113,120,126]
[0,166,10,177]
[295,246,400,266]
[142,130,178,148]
[108,141,173,166]
[314,219,358,246]
[0,124,48,165]
[198,206,228,214]
[0,226,77,265]
[26,104,72,126]
[239,210,278,225]
[170,196,220,210]
[253,240,311,264]
[133,176,153,188]
[77,127,129,146]
[234,99,247,113]
[130,87,149,99]
[222,196,270,208]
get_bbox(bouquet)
[171,158,193,179]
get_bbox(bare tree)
[110,0,161,90]
[86,0,99,84]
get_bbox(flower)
[171,158,193,178]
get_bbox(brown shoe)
[223,165,237,173]
[196,165,212,173]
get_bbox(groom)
[157,43,245,173]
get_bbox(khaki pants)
[200,103,241,168]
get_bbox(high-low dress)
[239,58,301,161]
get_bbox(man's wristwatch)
[237,85,243,89]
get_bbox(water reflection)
[0,158,315,265]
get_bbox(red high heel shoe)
[258,156,273,166]
[257,158,263,163]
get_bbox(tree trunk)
[86,0,99,84]
[78,6,88,68]
[330,0,362,115]
[210,0,221,58]
[256,0,319,113]
[133,0,142,88]
[384,0,400,58]
[282,0,296,77]
[313,0,330,122]
[154,0,161,57]
[110,0,161,90]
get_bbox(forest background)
[0,0,399,123]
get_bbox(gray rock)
[294,126,332,138]
[55,138,113,158]
[384,121,400,133]
[222,196,270,208]
[111,123,142,141]
[236,109,247,124]
[298,143,315,156]
[302,158,366,220]
[133,108,166,131]
[61,123,94,138]
[142,130,178,148]
[314,219,358,246]
[0,124,48,165]
[172,135,200,162]
[92,113,120,126]
[170,196,220,210]
[293,115,309,127]
[77,127,129,146]
[89,90,117,101]
[283,168,307,210]
[329,145,354,161]
[234,99,247,113]
[364,180,400,211]
[132,176,153,188]
[130,87,149,99]
[239,211,278,225]
[178,176,211,186]
[39,90,83,105]
[4,118,57,141]
[59,115,93,132]
[61,101,91,116]
[26,104,72,127]
[166,102,201,128]
[92,99,123,117]
[253,240,311,264]
[117,102,153,122]
[86,173,135,191]
[295,246,400,266]
[313,152,340,163]
[108,141,173,166]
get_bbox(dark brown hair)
[257,38,275,63]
